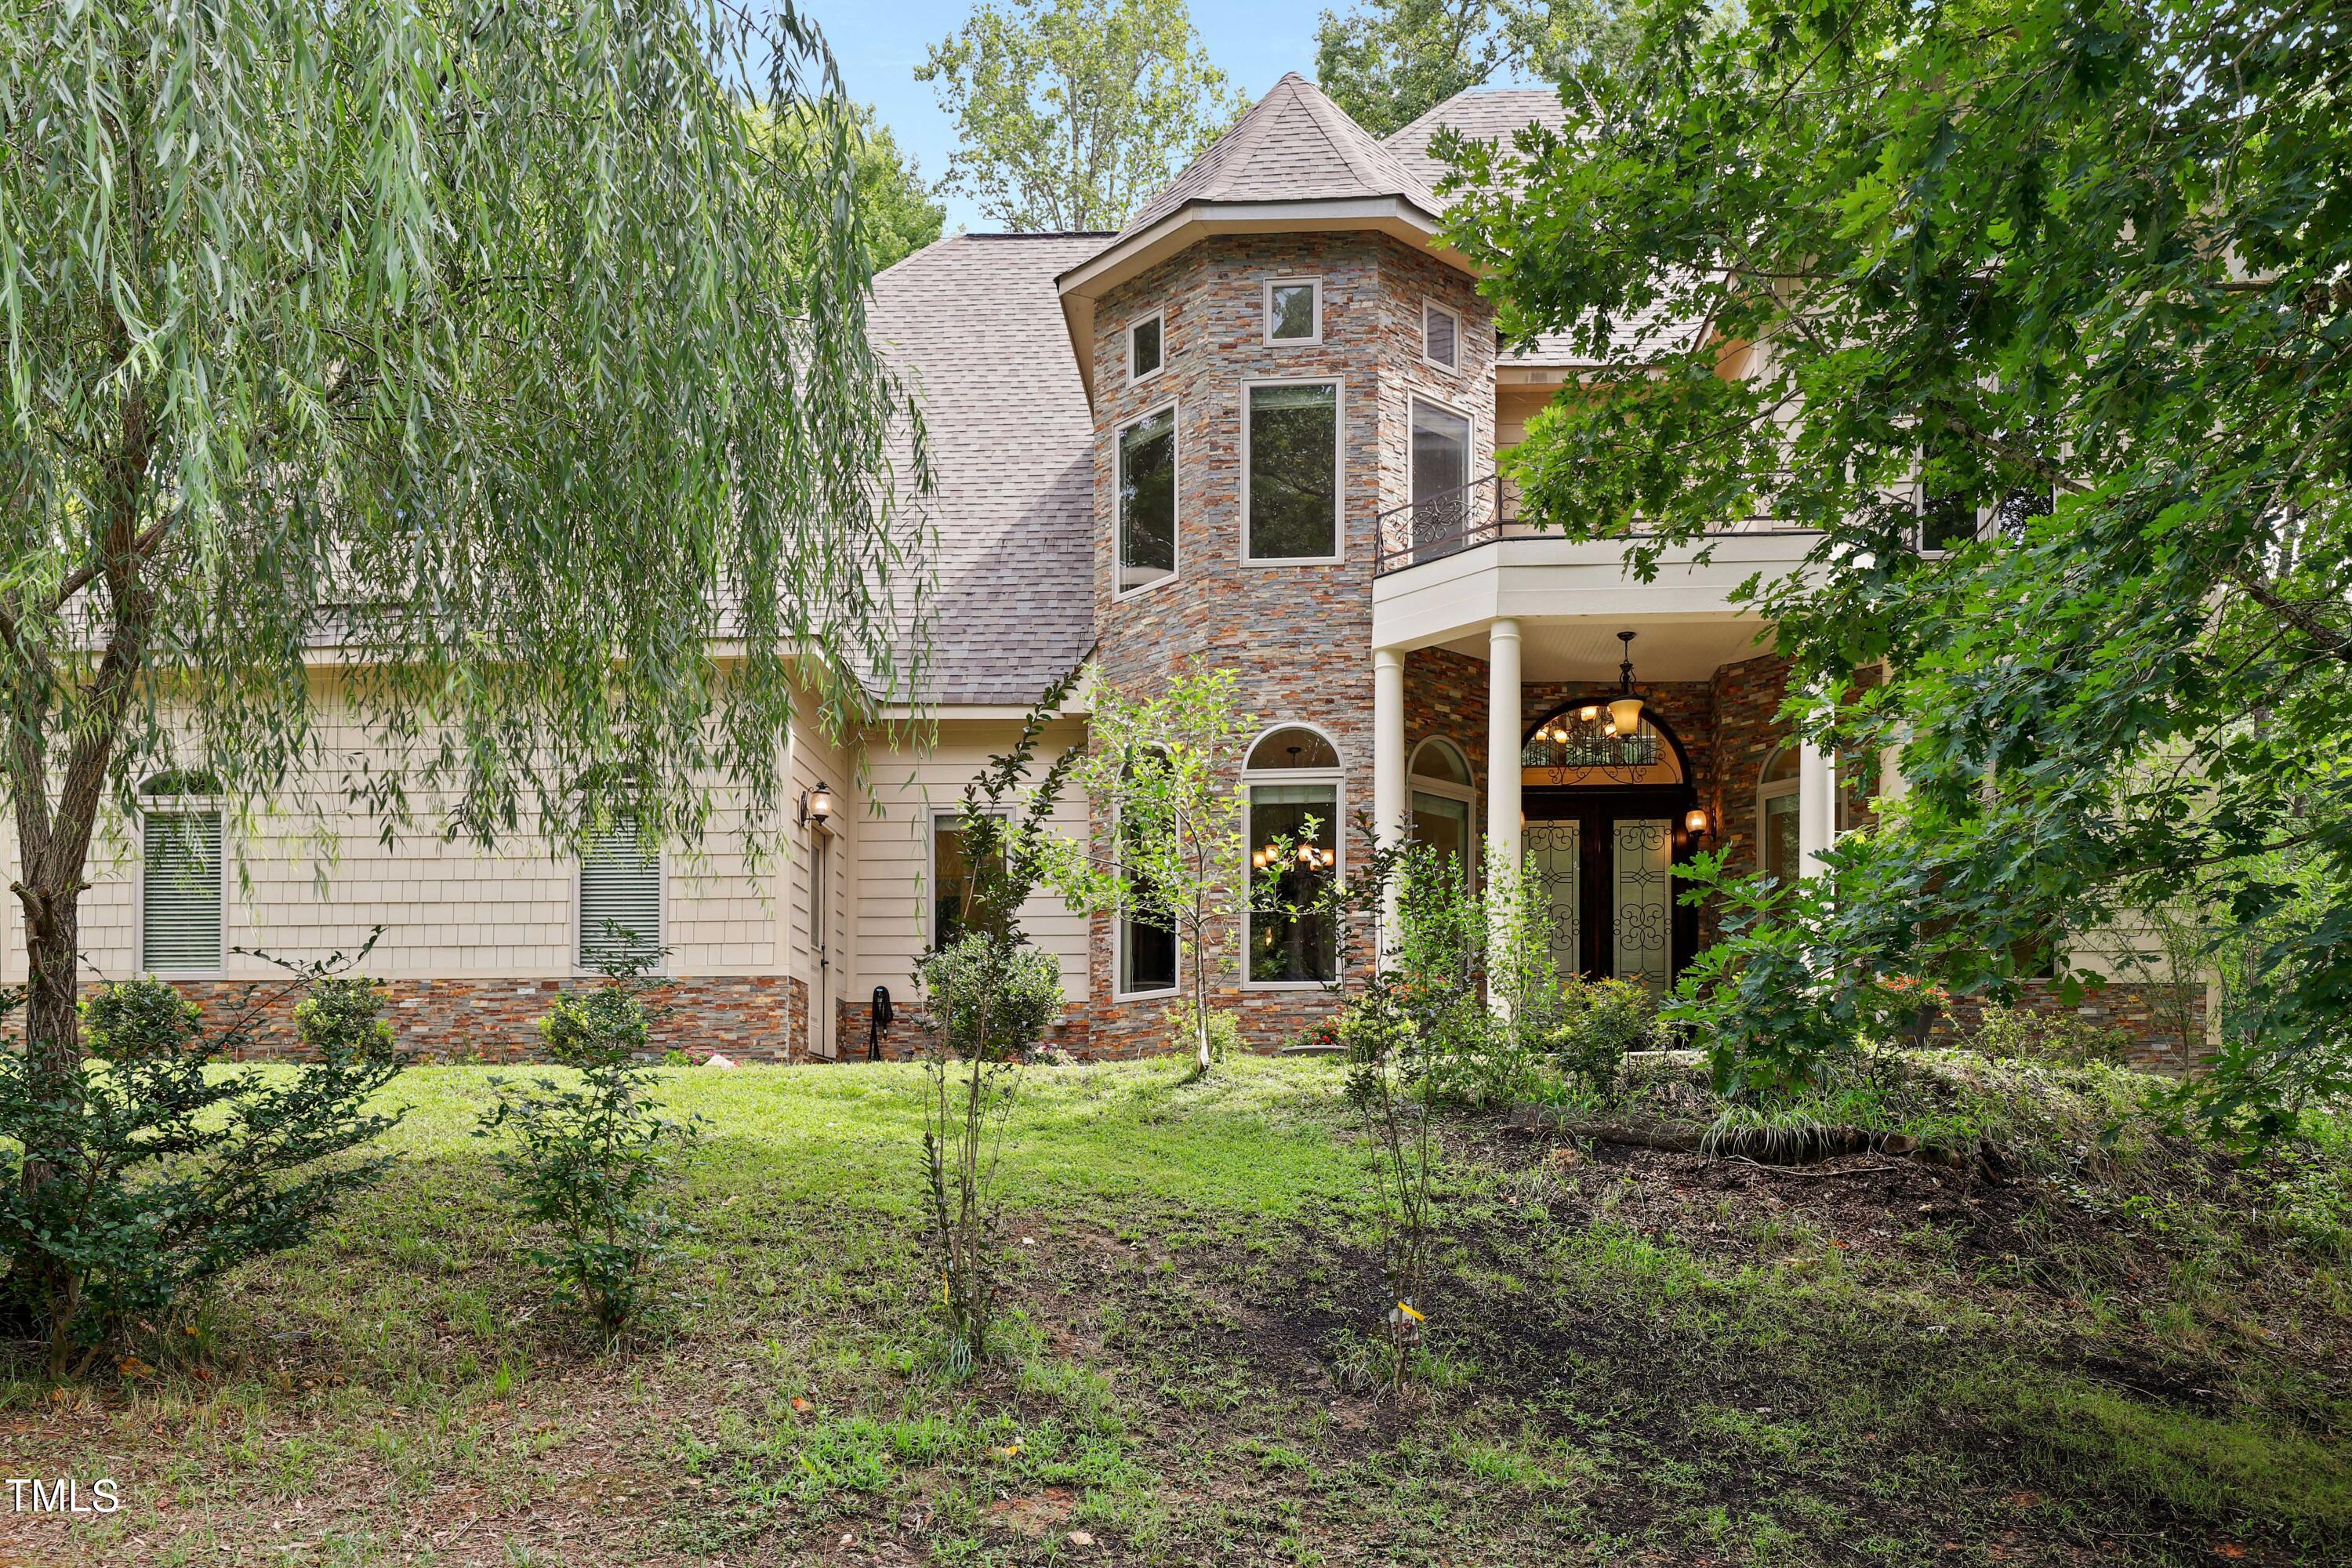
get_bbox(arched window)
[1409,737,1475,886]
[140,772,223,975]
[1757,745,1800,883]
[1242,726,1341,984]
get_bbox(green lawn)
[5,1054,2348,1566]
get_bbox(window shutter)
[579,818,662,971]
[1424,303,1457,368]
[142,811,223,972]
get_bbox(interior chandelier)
[1523,631,1660,785]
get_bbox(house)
[1,77,2201,1068]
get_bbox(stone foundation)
[9,974,809,1064]
[1936,979,2208,1076]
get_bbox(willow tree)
[2,2,924,1220]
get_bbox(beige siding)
[852,717,1094,1006]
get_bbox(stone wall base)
[5,975,809,1065]
[1934,978,2207,1076]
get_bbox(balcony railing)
[1373,471,1927,576]
[1373,473,1526,574]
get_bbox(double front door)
[1522,792,1695,989]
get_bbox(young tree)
[1,2,923,1321]
[1447,0,2352,1136]
[918,0,1250,231]
[1053,665,1254,1074]
[1312,0,1644,137]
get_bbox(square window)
[1129,313,1163,381]
[1266,280,1319,343]
[1246,382,1339,560]
[1423,302,1459,369]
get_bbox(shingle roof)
[1382,86,1570,194]
[1120,72,1440,237]
[868,234,1107,706]
[1379,86,1708,368]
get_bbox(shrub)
[0,969,405,1377]
[1543,978,1661,1098]
[1965,1004,2136,1068]
[1338,982,1436,1392]
[1163,1001,1243,1064]
[477,983,702,1339]
[922,935,1063,1063]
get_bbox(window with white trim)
[1409,736,1475,887]
[1422,301,1460,370]
[931,809,1006,949]
[1116,404,1177,593]
[141,793,223,975]
[1245,380,1340,561]
[1113,776,1178,996]
[1243,727,1341,985]
[1265,278,1320,343]
[1758,746,1800,883]
[579,815,662,971]
[1128,310,1163,382]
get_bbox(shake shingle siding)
[867,234,1109,706]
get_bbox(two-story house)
[5,76,2200,1066]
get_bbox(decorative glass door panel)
[1524,820,1581,981]
[1612,818,1673,990]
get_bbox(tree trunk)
[4,872,85,1335]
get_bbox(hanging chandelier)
[1252,840,1335,873]
[1523,631,1661,785]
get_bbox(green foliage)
[1313,0,1644,137]
[0,965,404,1375]
[477,982,702,1339]
[919,661,1086,1369]
[920,935,1065,1064]
[2,0,924,1308]
[1449,0,2352,1143]
[751,100,946,270]
[1541,977,1658,1098]
[1963,1004,2134,1070]
[1051,662,1255,1074]
[1161,1002,1242,1065]
[918,0,1250,230]
[1337,981,1437,1391]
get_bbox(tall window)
[1758,746,1800,882]
[1409,737,1475,887]
[1410,397,1472,539]
[931,811,1005,948]
[1115,784,1178,995]
[579,815,662,971]
[1246,382,1339,561]
[1265,278,1319,343]
[140,780,223,974]
[1243,726,1341,985]
[1117,405,1176,593]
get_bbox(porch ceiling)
[1434,617,1776,684]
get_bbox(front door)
[1522,790,1697,988]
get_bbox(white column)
[1798,733,1835,878]
[1372,646,1407,957]
[1486,619,1523,883]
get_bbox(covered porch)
[1368,530,1835,986]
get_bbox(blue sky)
[793,1,1339,234]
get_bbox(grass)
[5,1051,2350,1566]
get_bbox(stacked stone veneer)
[1081,231,1495,1054]
[13,974,810,1063]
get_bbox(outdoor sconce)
[1685,806,1711,839]
[800,782,835,829]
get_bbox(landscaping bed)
[4,1054,2347,1566]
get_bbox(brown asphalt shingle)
[869,233,1108,706]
